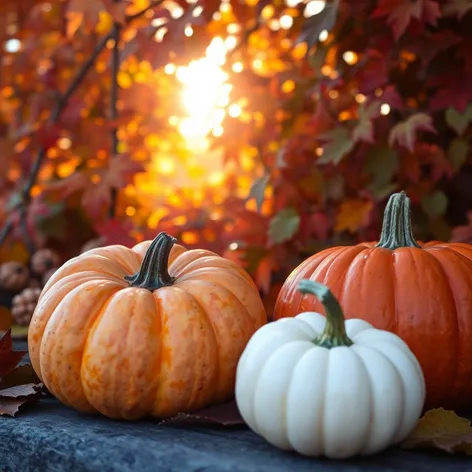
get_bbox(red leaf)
[102,0,130,24]
[81,183,111,221]
[388,113,436,152]
[37,125,61,151]
[94,218,136,247]
[429,75,472,113]
[0,330,25,378]
[442,0,472,19]
[356,52,389,94]
[406,30,462,66]
[255,256,273,295]
[105,154,146,189]
[371,0,441,40]
[0,335,43,417]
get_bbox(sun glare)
[175,37,233,148]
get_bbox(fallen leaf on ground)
[0,330,44,417]
[160,400,245,427]
[0,329,26,377]
[401,408,472,455]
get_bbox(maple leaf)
[0,331,43,417]
[445,104,472,135]
[335,199,373,234]
[442,0,472,19]
[296,0,340,50]
[0,329,25,378]
[94,218,136,247]
[353,101,381,144]
[246,174,270,213]
[254,256,274,295]
[406,30,462,66]
[268,208,300,244]
[401,408,472,455]
[388,113,436,152]
[371,0,440,40]
[448,138,469,171]
[66,0,104,37]
[317,127,355,165]
[421,190,448,218]
[102,0,130,24]
[105,154,146,189]
[429,75,472,113]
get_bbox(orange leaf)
[335,199,373,234]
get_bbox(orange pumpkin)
[28,232,267,420]
[274,191,472,410]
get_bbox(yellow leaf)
[95,10,113,34]
[335,199,373,234]
[401,408,472,455]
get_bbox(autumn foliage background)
[1,0,472,310]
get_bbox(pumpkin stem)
[125,232,176,290]
[298,279,353,349]
[375,191,421,250]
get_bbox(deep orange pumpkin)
[28,232,267,420]
[274,191,472,410]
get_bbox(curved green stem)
[375,191,421,250]
[298,279,353,348]
[125,232,176,291]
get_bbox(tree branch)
[109,5,121,218]
[0,1,164,249]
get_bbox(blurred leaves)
[0,0,471,295]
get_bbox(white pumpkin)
[235,279,426,459]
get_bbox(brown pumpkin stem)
[375,190,421,250]
[298,279,353,348]
[125,232,176,290]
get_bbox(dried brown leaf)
[401,408,472,455]
[160,400,245,427]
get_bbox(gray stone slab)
[2,342,471,472]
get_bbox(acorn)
[11,288,41,326]
[31,248,61,277]
[0,262,30,293]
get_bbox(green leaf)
[364,145,399,195]
[269,208,300,244]
[318,128,354,165]
[445,104,472,135]
[388,113,436,152]
[246,174,270,212]
[421,191,448,218]
[448,138,469,170]
[296,0,340,50]
[353,101,381,143]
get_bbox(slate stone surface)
[2,342,471,472]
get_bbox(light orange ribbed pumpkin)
[28,232,267,420]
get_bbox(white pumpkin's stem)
[375,191,421,250]
[125,232,176,290]
[298,279,353,348]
